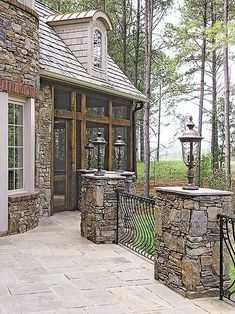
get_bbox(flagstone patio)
[0,211,234,314]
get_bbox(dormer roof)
[45,10,113,30]
[36,2,146,102]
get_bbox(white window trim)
[8,96,35,195]
[8,99,25,194]
[0,92,8,233]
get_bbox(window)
[54,85,71,111]
[8,102,24,191]
[7,97,35,194]
[86,122,108,170]
[93,30,102,68]
[112,126,130,171]
[113,102,130,120]
[86,95,109,116]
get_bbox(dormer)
[45,10,113,80]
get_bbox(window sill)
[8,191,39,203]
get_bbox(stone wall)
[80,172,135,244]
[8,192,40,234]
[0,0,39,92]
[155,187,232,299]
[35,81,53,216]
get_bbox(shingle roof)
[36,2,146,102]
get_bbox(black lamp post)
[85,139,94,170]
[179,115,203,190]
[114,133,126,172]
[92,129,107,176]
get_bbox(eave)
[40,69,148,103]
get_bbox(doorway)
[53,118,74,213]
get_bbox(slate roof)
[36,2,146,102]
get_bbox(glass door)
[53,119,72,213]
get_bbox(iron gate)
[218,214,235,302]
[116,191,155,261]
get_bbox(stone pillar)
[155,187,232,299]
[80,171,135,244]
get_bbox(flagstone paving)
[0,211,234,314]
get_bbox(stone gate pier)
[80,171,135,244]
[155,187,232,299]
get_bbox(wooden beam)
[71,92,76,173]
[112,118,131,127]
[85,113,110,124]
[75,112,82,120]
[108,100,113,171]
[81,94,86,169]
[54,109,73,119]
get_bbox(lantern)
[92,129,107,176]
[85,139,94,170]
[114,133,126,172]
[179,115,203,190]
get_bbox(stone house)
[0,0,146,236]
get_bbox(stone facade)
[0,0,40,236]
[155,187,232,299]
[80,172,135,244]
[35,81,53,216]
[0,0,39,91]
[8,192,40,234]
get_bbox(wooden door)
[53,118,73,213]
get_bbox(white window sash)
[8,96,35,194]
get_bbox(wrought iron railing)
[116,191,155,261]
[218,214,235,303]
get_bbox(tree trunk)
[156,81,162,162]
[140,116,144,162]
[223,0,231,189]
[134,0,141,88]
[211,0,219,173]
[122,0,127,75]
[196,0,207,187]
[144,0,153,197]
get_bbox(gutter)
[132,101,144,175]
[40,70,147,103]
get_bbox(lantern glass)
[179,115,203,190]
[92,129,107,175]
[181,141,200,166]
[114,145,125,161]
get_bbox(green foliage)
[200,154,212,186]
[208,168,227,190]
[200,154,227,190]
[137,160,187,182]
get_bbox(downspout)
[132,101,144,175]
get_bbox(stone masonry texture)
[35,81,53,217]
[80,173,135,244]
[0,0,40,235]
[0,0,39,91]
[8,192,40,234]
[155,189,232,299]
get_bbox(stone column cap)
[77,169,97,174]
[81,170,135,180]
[156,186,233,196]
[82,172,126,180]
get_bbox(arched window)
[93,30,102,68]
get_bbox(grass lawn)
[137,160,187,181]
[136,160,187,195]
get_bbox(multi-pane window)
[94,30,102,68]
[8,103,24,191]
